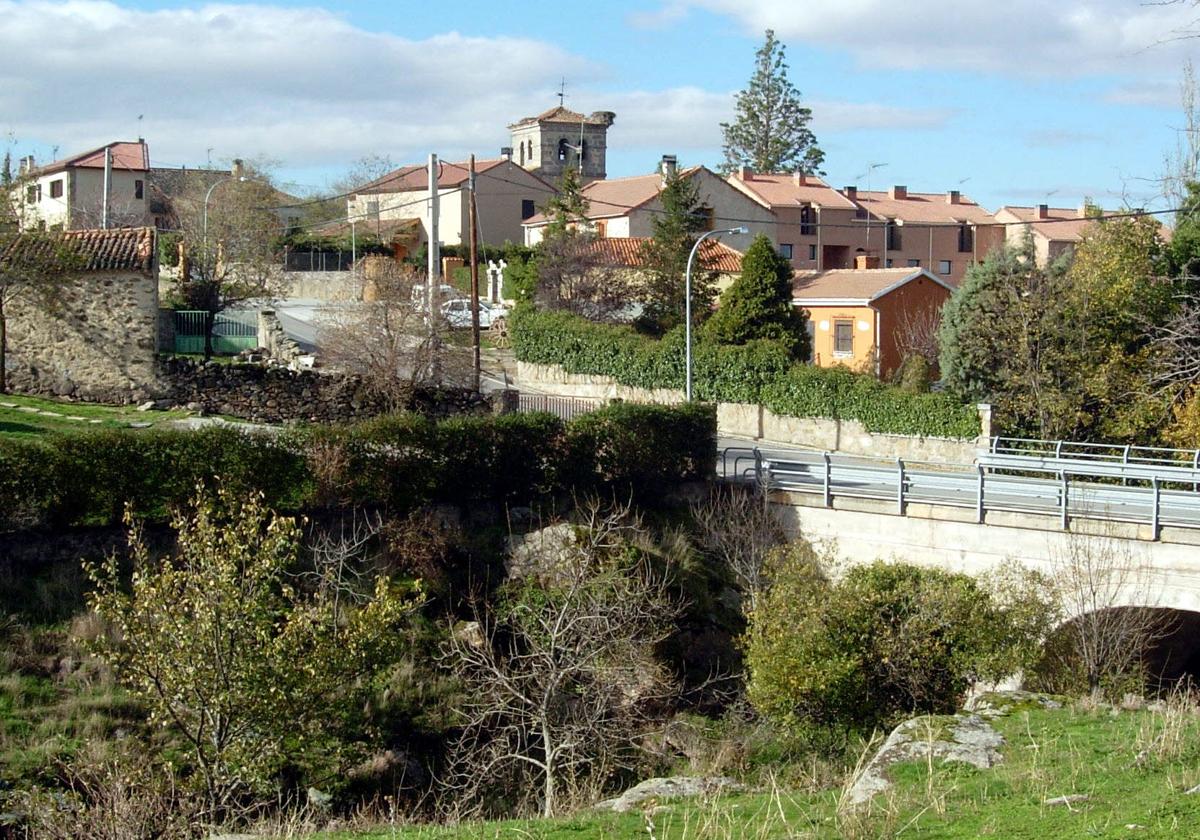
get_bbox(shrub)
[745,553,1054,730]
[0,405,714,533]
[511,307,979,438]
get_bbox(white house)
[15,141,150,231]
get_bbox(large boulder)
[595,776,744,813]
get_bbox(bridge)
[720,437,1200,617]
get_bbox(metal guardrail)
[516,393,602,422]
[989,436,1200,473]
[720,446,1200,540]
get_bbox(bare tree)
[1163,60,1200,210]
[895,302,943,367]
[1047,527,1174,697]
[534,233,632,322]
[319,260,470,408]
[690,484,786,611]
[1151,295,1200,395]
[442,500,681,819]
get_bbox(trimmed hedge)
[511,307,979,439]
[0,403,717,534]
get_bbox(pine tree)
[703,234,810,360]
[636,167,714,333]
[721,30,824,176]
[1,151,11,186]
[541,167,589,240]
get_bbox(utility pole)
[469,155,481,391]
[427,153,441,381]
[101,146,112,229]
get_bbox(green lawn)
[323,701,1200,839]
[0,394,190,437]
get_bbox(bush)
[511,307,979,439]
[0,405,714,533]
[745,553,1054,730]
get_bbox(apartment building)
[993,204,1100,266]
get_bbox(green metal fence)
[173,311,259,355]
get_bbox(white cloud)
[0,1,595,174]
[664,0,1200,78]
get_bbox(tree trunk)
[542,719,555,819]
[0,298,7,394]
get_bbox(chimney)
[1036,204,1049,220]
[844,185,857,200]
[18,155,34,176]
[501,146,513,161]
[889,185,908,200]
[946,190,961,204]
[737,165,754,181]
[793,172,808,186]
[231,158,245,179]
[855,253,881,270]
[660,154,678,183]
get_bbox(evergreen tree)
[636,167,714,333]
[703,234,809,360]
[1167,180,1200,292]
[0,150,11,186]
[721,30,824,176]
[541,167,589,240]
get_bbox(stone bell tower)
[508,105,615,184]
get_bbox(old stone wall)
[517,361,986,462]
[282,270,362,302]
[157,357,497,424]
[257,309,305,367]
[6,270,159,403]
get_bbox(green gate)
[173,311,260,355]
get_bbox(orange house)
[792,267,953,378]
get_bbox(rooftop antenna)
[206,147,214,168]
[137,114,144,141]
[557,78,567,108]
[858,162,887,250]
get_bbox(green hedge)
[511,307,979,439]
[0,404,717,534]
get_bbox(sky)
[3,0,1200,213]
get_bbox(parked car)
[441,298,510,329]
[410,284,463,309]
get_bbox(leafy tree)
[1167,180,1200,291]
[745,551,1055,730]
[635,167,714,333]
[939,237,1085,439]
[721,30,824,176]
[703,234,809,359]
[86,486,419,819]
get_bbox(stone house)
[1,227,160,402]
[792,265,953,378]
[346,157,554,249]
[521,157,775,247]
[14,141,150,231]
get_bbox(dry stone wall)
[5,270,159,403]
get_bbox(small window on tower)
[558,139,569,162]
[134,179,144,200]
[580,139,587,161]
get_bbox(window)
[696,206,715,231]
[834,320,854,356]
[938,260,953,275]
[25,184,40,203]
[558,138,569,162]
[799,205,815,235]
[518,143,525,166]
[886,220,901,250]
[779,243,794,259]
[580,139,587,161]
[808,244,817,261]
[958,223,974,253]
[595,219,607,237]
[906,258,920,267]
[885,258,894,268]
[527,140,534,160]
[49,179,63,199]
[521,199,536,220]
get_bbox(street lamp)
[685,225,749,401]
[201,175,249,269]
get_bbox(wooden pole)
[469,155,481,392]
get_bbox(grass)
[320,699,1200,840]
[0,393,191,437]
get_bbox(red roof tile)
[354,158,533,195]
[508,106,616,128]
[727,172,858,210]
[847,189,996,225]
[792,267,952,302]
[585,236,743,273]
[36,141,149,175]
[524,166,704,225]
[994,206,1101,242]
[1,227,156,273]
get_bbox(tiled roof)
[37,141,149,175]
[354,158,509,194]
[0,227,156,273]
[792,267,950,302]
[994,206,1098,242]
[524,166,703,225]
[847,189,996,225]
[727,172,858,210]
[509,106,615,128]
[312,217,421,241]
[585,236,743,272]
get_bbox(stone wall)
[257,309,305,367]
[517,361,987,463]
[282,270,362,302]
[6,270,159,403]
[158,357,498,424]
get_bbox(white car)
[441,298,510,329]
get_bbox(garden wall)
[518,361,988,463]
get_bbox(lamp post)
[685,226,748,401]
[201,175,248,271]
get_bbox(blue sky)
[2,0,1197,212]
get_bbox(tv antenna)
[557,78,567,107]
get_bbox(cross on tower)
[557,78,567,107]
